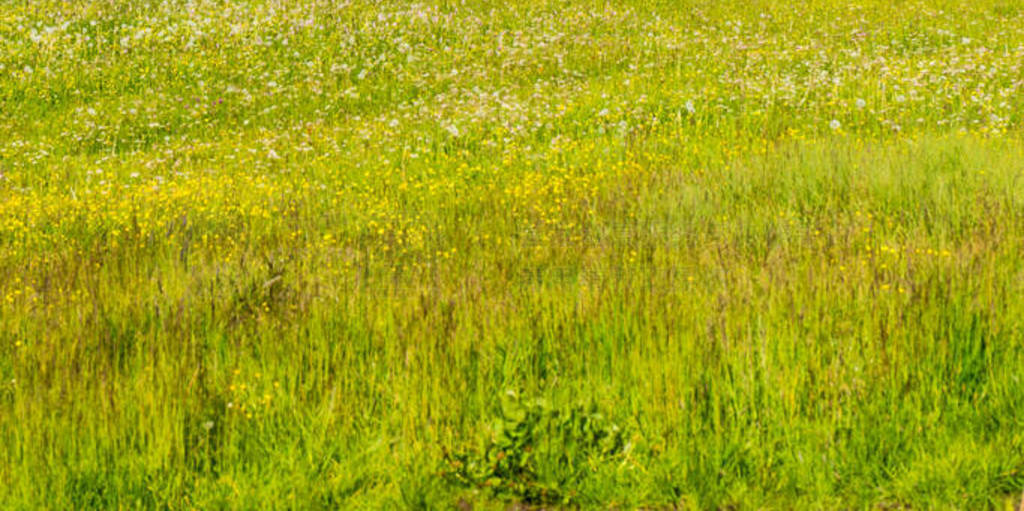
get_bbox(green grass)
[2,0,1024,509]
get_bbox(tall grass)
[2,0,1024,508]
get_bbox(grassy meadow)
[3,0,1024,508]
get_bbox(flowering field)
[3,0,1024,508]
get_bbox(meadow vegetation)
[2,0,1024,508]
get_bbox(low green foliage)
[444,390,631,505]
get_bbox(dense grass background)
[2,0,1024,508]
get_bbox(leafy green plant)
[443,390,632,505]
